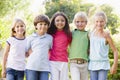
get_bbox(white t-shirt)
[6,37,27,71]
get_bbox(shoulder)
[46,34,53,40]
[7,36,15,42]
[7,36,14,40]
[104,30,111,39]
[26,34,35,42]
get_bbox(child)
[88,11,118,80]
[47,12,72,80]
[1,18,27,80]
[68,12,89,80]
[26,14,53,80]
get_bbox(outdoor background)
[0,0,120,79]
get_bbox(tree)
[45,0,81,23]
[0,0,29,17]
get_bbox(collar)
[32,32,47,38]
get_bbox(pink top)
[49,30,71,62]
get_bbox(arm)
[106,33,118,74]
[26,49,32,57]
[1,43,10,78]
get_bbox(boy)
[26,15,53,80]
[68,12,89,80]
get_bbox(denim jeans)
[6,68,24,80]
[90,70,108,80]
[25,69,49,80]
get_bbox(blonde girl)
[2,18,27,80]
[88,11,118,80]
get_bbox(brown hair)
[34,14,50,30]
[47,11,72,39]
[11,18,26,37]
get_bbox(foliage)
[0,0,30,47]
[0,19,11,46]
[100,4,119,35]
[89,4,120,34]
[107,59,120,80]
[45,0,81,23]
[0,0,29,17]
[79,3,95,16]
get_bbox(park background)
[0,0,120,79]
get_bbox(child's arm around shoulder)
[1,42,10,78]
[105,31,118,74]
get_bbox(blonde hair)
[73,12,88,23]
[94,11,107,23]
[11,18,26,37]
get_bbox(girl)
[48,12,72,80]
[2,18,27,80]
[26,14,53,80]
[68,12,89,80]
[88,11,118,80]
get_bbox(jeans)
[26,69,49,80]
[90,70,108,80]
[6,68,24,80]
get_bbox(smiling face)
[74,17,87,31]
[54,15,65,30]
[14,21,26,36]
[94,16,106,30]
[36,21,48,35]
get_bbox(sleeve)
[6,37,12,45]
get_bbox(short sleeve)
[6,37,12,45]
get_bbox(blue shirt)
[26,32,53,71]
[88,31,110,70]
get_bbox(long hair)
[11,18,26,37]
[47,12,71,39]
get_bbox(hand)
[1,70,6,78]
[110,64,117,74]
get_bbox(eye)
[21,25,24,27]
[61,20,65,22]
[39,23,42,25]
[56,19,59,22]
[76,21,79,23]
[44,23,47,26]
[16,26,19,28]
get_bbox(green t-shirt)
[68,29,89,61]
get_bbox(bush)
[107,59,120,80]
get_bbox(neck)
[15,34,25,39]
[95,29,103,33]
[36,31,46,36]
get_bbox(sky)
[84,0,120,15]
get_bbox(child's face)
[36,21,48,35]
[14,21,26,36]
[74,17,87,31]
[55,15,65,30]
[94,16,106,30]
